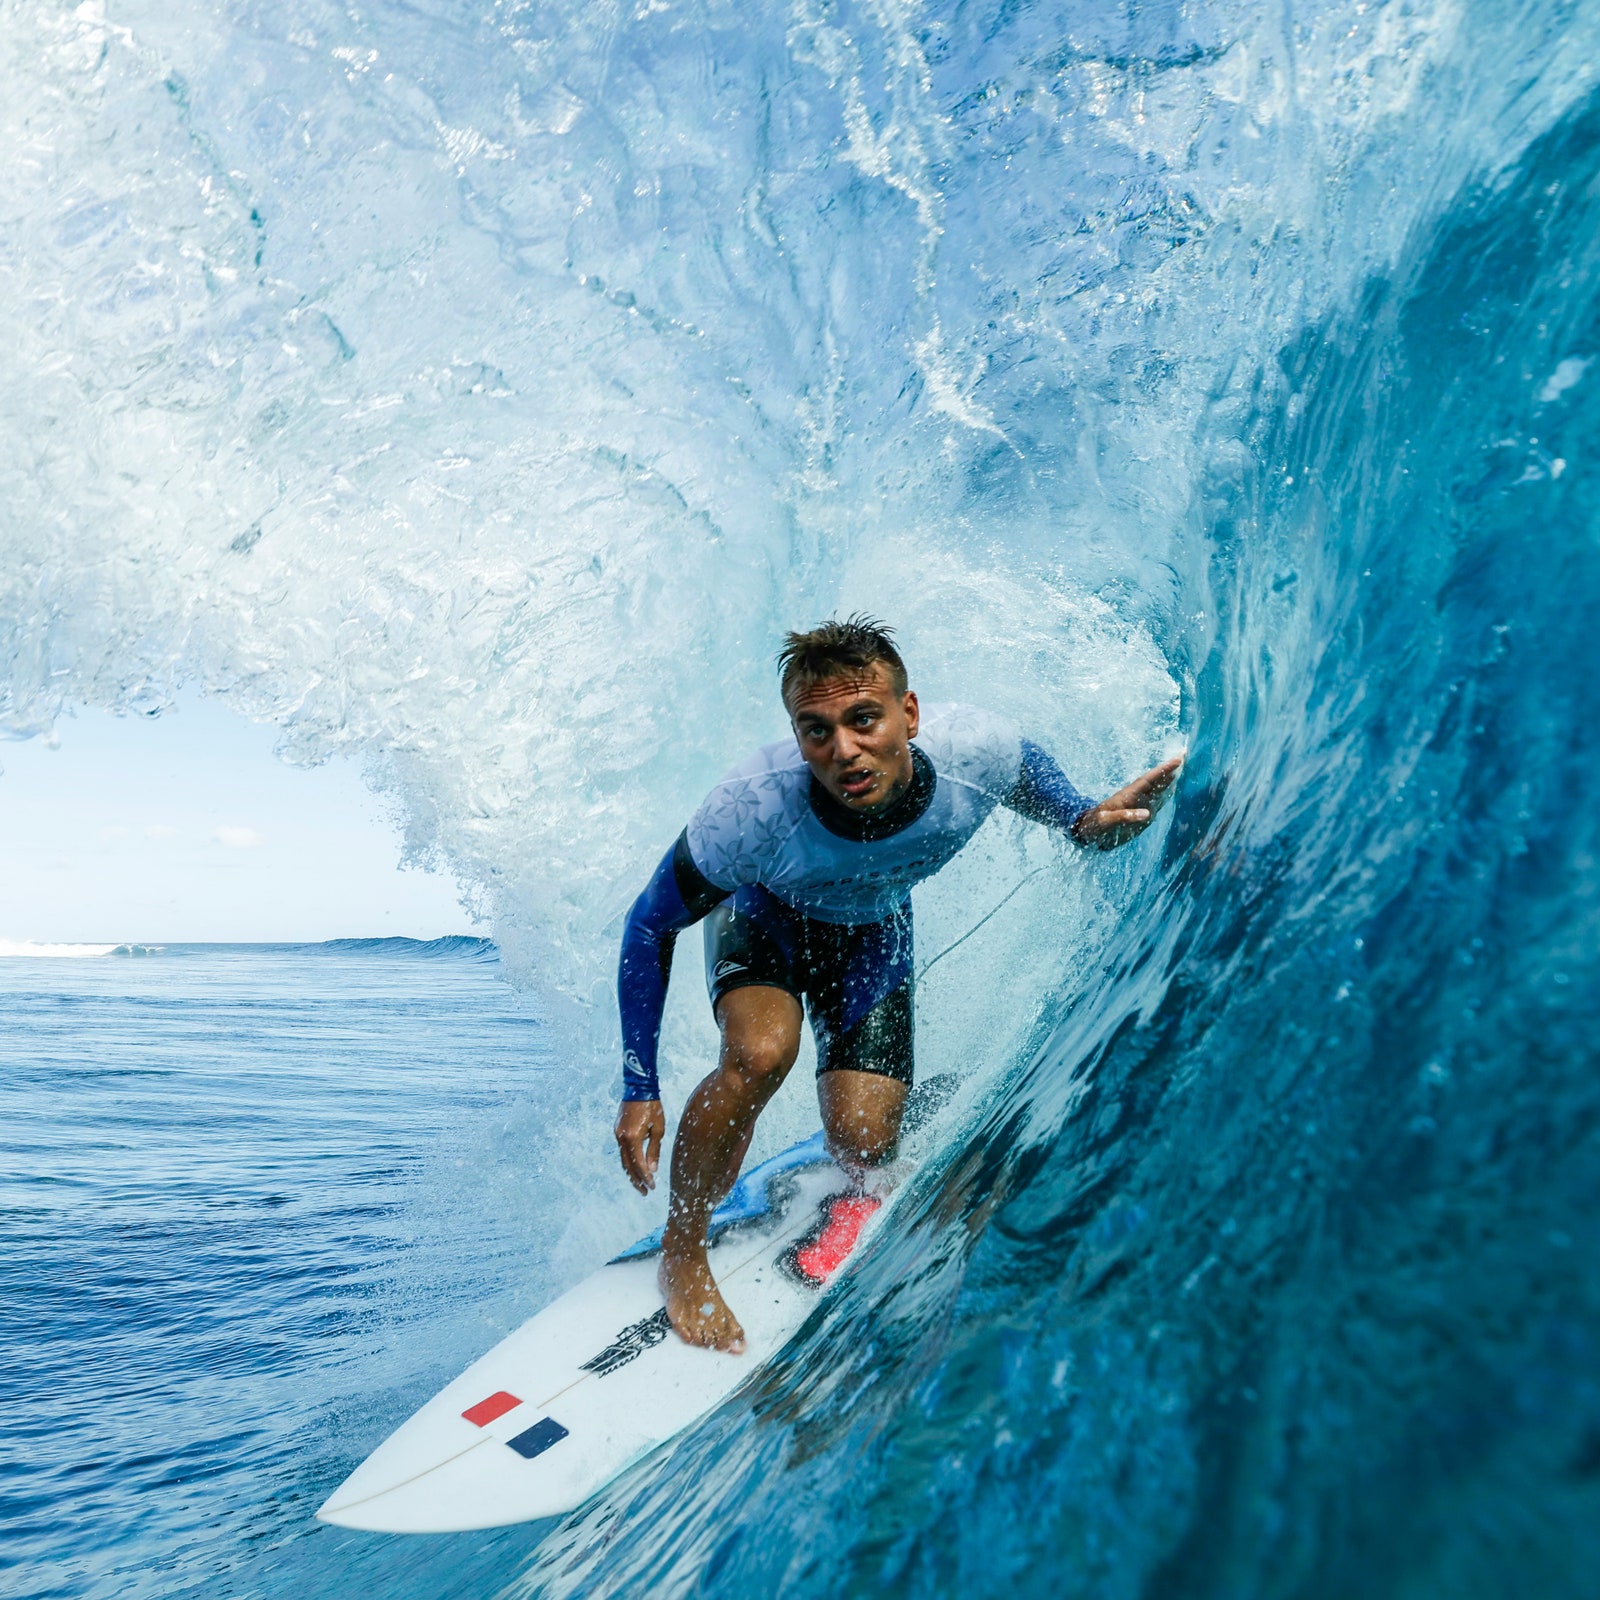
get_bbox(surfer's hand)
[1072,754,1185,849]
[615,1099,665,1194]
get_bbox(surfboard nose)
[315,1430,579,1532]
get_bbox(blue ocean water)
[0,941,579,1598]
[4,0,1600,1594]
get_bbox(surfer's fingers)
[1120,757,1182,803]
[631,1148,655,1194]
[616,1128,651,1193]
[614,1101,665,1193]
[619,1149,644,1193]
[1124,767,1177,805]
[1080,806,1150,839]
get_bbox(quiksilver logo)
[712,959,746,981]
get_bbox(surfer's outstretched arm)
[615,833,728,1192]
[1003,739,1097,832]
[1003,741,1183,850]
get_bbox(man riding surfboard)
[614,617,1181,1352]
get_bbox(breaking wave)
[4,0,1599,1591]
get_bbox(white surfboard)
[315,1130,885,1533]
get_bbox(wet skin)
[786,665,920,811]
[654,987,904,1354]
[614,663,1184,1351]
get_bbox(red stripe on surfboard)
[462,1391,522,1427]
[793,1194,881,1284]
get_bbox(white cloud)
[213,825,263,850]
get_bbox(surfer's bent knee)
[719,1021,799,1085]
[818,1091,903,1169]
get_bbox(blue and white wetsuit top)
[617,702,1095,1100]
[687,703,1028,924]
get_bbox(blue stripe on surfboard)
[609,1130,831,1263]
[505,1417,570,1460]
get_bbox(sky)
[0,698,482,944]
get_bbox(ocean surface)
[5,0,1600,1594]
[0,940,575,1598]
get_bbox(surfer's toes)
[709,1313,746,1354]
[688,1303,746,1353]
[666,1310,744,1352]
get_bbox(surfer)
[615,616,1182,1351]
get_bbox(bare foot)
[658,1247,746,1354]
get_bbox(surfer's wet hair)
[778,615,908,705]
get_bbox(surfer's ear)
[902,689,919,739]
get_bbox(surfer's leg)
[660,985,801,1352]
[807,902,915,1179]
[818,1066,908,1176]
[816,980,913,1177]
[660,892,806,1352]
[694,891,806,1199]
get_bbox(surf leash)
[914,867,1051,983]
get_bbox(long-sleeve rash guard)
[617,704,1092,1100]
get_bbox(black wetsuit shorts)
[702,884,914,1084]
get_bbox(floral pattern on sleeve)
[918,703,1024,800]
[685,755,805,890]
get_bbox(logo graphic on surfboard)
[579,1308,673,1377]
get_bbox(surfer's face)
[787,663,919,812]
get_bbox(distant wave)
[306,936,498,960]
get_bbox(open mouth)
[837,768,877,799]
